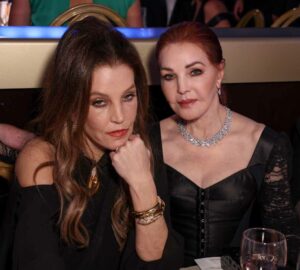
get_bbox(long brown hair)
[36,17,150,248]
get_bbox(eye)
[92,98,107,108]
[123,92,136,102]
[161,73,175,81]
[190,68,203,76]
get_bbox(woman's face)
[84,63,138,159]
[158,42,224,121]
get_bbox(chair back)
[236,9,265,28]
[271,7,300,27]
[0,161,13,182]
[50,3,127,27]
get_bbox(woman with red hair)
[154,21,299,267]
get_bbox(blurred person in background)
[0,124,34,156]
[142,0,237,27]
[9,0,143,27]
[0,124,34,231]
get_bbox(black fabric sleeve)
[120,227,184,270]
[12,185,65,270]
[261,133,300,236]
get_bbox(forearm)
[130,177,168,261]
[0,124,34,150]
[135,216,168,261]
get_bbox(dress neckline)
[161,125,270,190]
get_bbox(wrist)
[128,175,158,212]
[132,196,165,225]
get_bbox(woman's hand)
[110,134,151,184]
[109,134,157,210]
[110,134,168,261]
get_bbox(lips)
[107,129,129,138]
[178,99,197,107]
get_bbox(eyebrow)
[90,84,136,97]
[160,61,205,71]
[185,61,205,68]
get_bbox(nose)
[176,75,189,95]
[111,103,124,124]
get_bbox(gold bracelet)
[132,196,165,225]
[132,196,164,217]
[136,211,164,225]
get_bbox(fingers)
[109,133,151,184]
[114,133,141,151]
[110,133,141,157]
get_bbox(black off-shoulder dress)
[0,151,183,270]
[151,123,299,267]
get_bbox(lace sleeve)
[261,133,300,235]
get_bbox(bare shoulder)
[231,111,265,142]
[15,137,54,187]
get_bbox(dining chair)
[236,9,265,28]
[50,3,127,27]
[271,7,300,27]
[0,161,13,181]
[0,142,16,182]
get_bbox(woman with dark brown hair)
[0,17,183,270]
[153,21,299,267]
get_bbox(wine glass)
[286,234,300,270]
[240,227,287,270]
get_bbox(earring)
[217,86,221,96]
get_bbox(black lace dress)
[151,123,299,267]
[0,152,183,270]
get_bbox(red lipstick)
[178,99,197,107]
[107,129,128,138]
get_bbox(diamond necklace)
[176,107,232,147]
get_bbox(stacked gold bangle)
[132,196,165,225]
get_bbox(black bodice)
[151,123,300,267]
[168,165,257,265]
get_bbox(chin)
[176,111,197,121]
[112,137,130,148]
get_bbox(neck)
[83,137,105,162]
[185,104,227,139]
[177,105,232,147]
